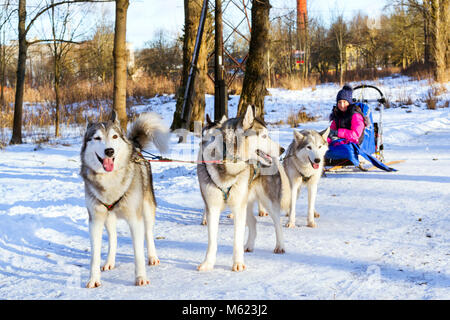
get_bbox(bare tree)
[44,0,85,137]
[237,0,271,119]
[10,0,112,145]
[329,11,349,86]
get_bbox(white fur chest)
[292,157,322,182]
[84,167,133,204]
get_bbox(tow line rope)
[139,149,223,164]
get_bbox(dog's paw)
[274,246,285,254]
[86,279,101,288]
[227,213,234,219]
[307,220,317,228]
[244,245,254,253]
[314,211,320,218]
[101,262,115,271]
[258,210,268,217]
[231,262,246,272]
[197,262,214,272]
[148,257,160,266]
[135,276,150,286]
[285,222,296,228]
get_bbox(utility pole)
[214,0,227,121]
[180,0,209,132]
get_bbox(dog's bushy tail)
[128,112,170,153]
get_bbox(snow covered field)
[0,76,449,299]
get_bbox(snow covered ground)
[0,76,449,299]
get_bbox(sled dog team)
[80,106,330,287]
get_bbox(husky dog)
[199,114,228,226]
[80,111,169,288]
[245,156,291,254]
[283,128,330,228]
[197,106,285,272]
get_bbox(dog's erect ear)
[242,105,254,130]
[293,130,304,143]
[219,115,228,124]
[206,114,213,125]
[110,110,119,125]
[320,127,330,140]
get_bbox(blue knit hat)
[336,85,353,104]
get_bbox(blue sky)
[121,0,389,49]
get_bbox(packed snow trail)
[0,77,449,299]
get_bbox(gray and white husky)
[197,106,286,272]
[283,128,330,228]
[80,111,169,287]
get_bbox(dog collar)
[99,195,124,211]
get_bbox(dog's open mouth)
[256,149,273,165]
[309,158,320,170]
[96,153,115,172]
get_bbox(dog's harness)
[202,161,261,202]
[99,195,124,211]
[284,153,313,182]
[299,172,312,183]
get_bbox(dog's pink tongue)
[103,158,114,172]
[312,163,320,169]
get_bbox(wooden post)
[214,0,227,121]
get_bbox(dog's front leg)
[269,208,285,254]
[244,201,257,252]
[231,203,247,272]
[128,217,149,286]
[306,181,318,228]
[198,205,221,271]
[102,213,117,271]
[86,213,107,288]
[286,180,302,228]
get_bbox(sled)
[324,85,398,172]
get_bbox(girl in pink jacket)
[328,85,366,145]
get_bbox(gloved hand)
[329,129,339,140]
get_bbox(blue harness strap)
[327,139,397,172]
[352,143,397,172]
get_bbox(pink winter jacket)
[328,112,365,145]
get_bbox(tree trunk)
[424,11,431,65]
[54,67,61,137]
[440,0,449,78]
[51,1,60,138]
[0,30,6,110]
[112,0,129,132]
[430,0,446,82]
[237,0,271,119]
[10,0,27,145]
[171,0,211,131]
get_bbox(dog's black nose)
[314,158,320,163]
[104,148,115,157]
[280,147,285,155]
